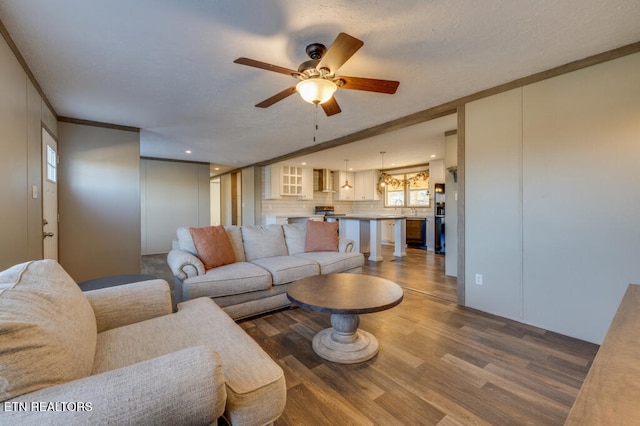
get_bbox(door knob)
[43,232,54,238]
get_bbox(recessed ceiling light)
[185,150,192,154]
[430,154,436,158]
[301,162,307,165]
[214,167,220,171]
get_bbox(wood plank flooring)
[237,248,598,425]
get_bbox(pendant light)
[341,159,352,189]
[378,151,386,192]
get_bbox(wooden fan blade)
[255,85,298,108]
[337,76,399,94]
[234,57,298,76]
[321,97,342,116]
[317,33,364,74]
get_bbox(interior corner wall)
[444,133,458,277]
[0,31,52,269]
[241,167,255,226]
[58,122,141,282]
[465,88,524,322]
[465,52,640,344]
[140,159,210,254]
[219,173,232,226]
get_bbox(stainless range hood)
[313,169,335,192]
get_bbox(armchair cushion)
[84,279,173,332]
[0,260,97,401]
[93,297,286,425]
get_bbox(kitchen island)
[336,215,407,261]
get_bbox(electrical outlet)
[475,274,483,285]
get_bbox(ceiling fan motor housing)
[305,43,326,60]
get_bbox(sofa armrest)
[339,237,355,253]
[2,346,227,425]
[84,279,172,332]
[167,249,205,280]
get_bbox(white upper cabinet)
[333,170,355,201]
[264,164,313,200]
[354,170,380,201]
[264,165,282,199]
[299,167,313,200]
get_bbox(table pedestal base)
[311,313,379,364]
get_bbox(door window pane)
[46,145,57,183]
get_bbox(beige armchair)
[0,260,285,425]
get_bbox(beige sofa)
[0,260,286,425]
[167,222,365,319]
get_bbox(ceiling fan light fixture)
[296,78,337,104]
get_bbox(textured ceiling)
[0,0,638,173]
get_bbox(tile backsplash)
[262,191,433,221]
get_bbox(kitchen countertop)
[336,215,407,220]
[266,214,324,218]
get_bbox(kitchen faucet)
[394,199,404,214]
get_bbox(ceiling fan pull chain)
[313,103,319,142]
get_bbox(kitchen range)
[314,205,345,221]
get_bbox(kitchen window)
[383,171,430,208]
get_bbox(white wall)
[140,159,210,254]
[465,53,640,344]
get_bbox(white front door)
[42,128,58,260]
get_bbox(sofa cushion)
[177,226,246,262]
[0,260,97,401]
[224,226,246,262]
[250,256,319,285]
[305,220,339,252]
[282,222,306,255]
[190,225,236,269]
[177,226,198,255]
[295,251,365,274]
[241,225,288,261]
[93,297,286,425]
[182,262,272,300]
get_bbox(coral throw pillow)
[304,220,339,252]
[189,226,236,269]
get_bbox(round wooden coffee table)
[287,274,403,364]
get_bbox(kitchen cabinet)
[299,167,313,200]
[381,220,395,244]
[333,170,355,201]
[264,164,313,200]
[264,165,282,199]
[354,170,380,201]
[406,217,427,248]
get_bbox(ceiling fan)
[233,32,400,116]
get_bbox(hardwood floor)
[237,248,598,425]
[365,245,457,302]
